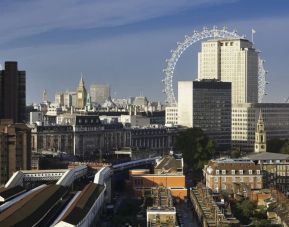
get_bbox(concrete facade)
[0,62,26,123]
[178,80,232,150]
[232,103,289,152]
[198,39,258,104]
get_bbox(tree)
[280,140,289,154]
[231,148,241,158]
[267,139,289,154]
[174,128,215,180]
[231,199,256,225]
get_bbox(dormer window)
[222,170,226,175]
[257,170,261,174]
[231,170,235,175]
[249,170,252,175]
[239,170,243,175]
[216,170,220,175]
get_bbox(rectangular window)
[239,170,243,175]
[240,177,243,182]
[231,170,235,175]
[249,170,252,175]
[214,177,218,182]
[216,170,220,175]
[257,170,261,174]
[222,177,226,182]
[222,170,226,175]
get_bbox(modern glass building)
[178,79,232,151]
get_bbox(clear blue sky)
[1,0,289,103]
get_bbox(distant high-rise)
[55,92,64,106]
[178,80,232,150]
[90,84,110,105]
[198,39,258,104]
[0,62,26,123]
[76,76,87,109]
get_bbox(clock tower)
[76,75,87,109]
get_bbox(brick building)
[0,119,31,184]
[203,158,262,193]
[129,155,187,201]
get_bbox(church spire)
[254,109,267,153]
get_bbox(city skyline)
[1,0,289,103]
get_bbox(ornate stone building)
[31,115,180,160]
[76,76,87,109]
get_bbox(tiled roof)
[155,156,182,173]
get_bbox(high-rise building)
[198,39,258,104]
[232,103,289,152]
[178,80,232,150]
[55,92,64,106]
[90,84,110,105]
[0,119,31,184]
[0,61,26,123]
[76,76,87,109]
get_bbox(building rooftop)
[61,183,104,225]
[0,185,67,226]
[245,152,289,161]
[154,155,183,174]
[206,158,261,174]
[0,186,25,202]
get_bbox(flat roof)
[245,152,289,161]
[0,185,67,226]
[61,183,104,225]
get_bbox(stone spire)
[254,109,266,153]
[42,89,48,102]
[76,73,87,109]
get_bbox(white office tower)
[178,81,193,127]
[198,39,258,104]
